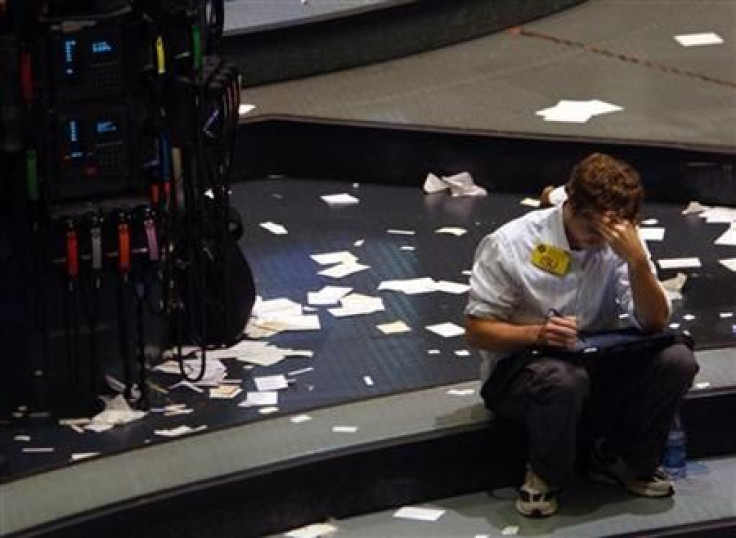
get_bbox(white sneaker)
[515,468,559,518]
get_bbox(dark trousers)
[480,343,699,489]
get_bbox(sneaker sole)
[587,468,675,498]
[515,499,557,518]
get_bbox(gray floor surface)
[240,0,736,152]
[291,455,736,537]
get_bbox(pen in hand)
[540,308,579,349]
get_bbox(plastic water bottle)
[663,414,687,479]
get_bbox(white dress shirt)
[465,204,667,382]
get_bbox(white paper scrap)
[310,251,358,266]
[427,349,441,355]
[209,386,243,399]
[254,314,321,333]
[426,322,465,338]
[308,286,353,305]
[694,381,711,390]
[433,280,471,294]
[641,218,659,225]
[720,258,736,272]
[423,172,448,194]
[318,262,370,279]
[239,391,278,407]
[446,388,475,396]
[521,197,541,208]
[683,314,696,321]
[387,229,415,235]
[638,227,665,242]
[536,99,623,123]
[254,374,289,392]
[321,193,359,205]
[377,320,412,334]
[669,322,681,329]
[259,221,288,235]
[442,171,487,197]
[675,32,723,47]
[393,506,445,522]
[238,103,256,115]
[715,224,736,246]
[363,375,374,386]
[290,414,312,424]
[329,294,385,317]
[259,406,279,415]
[284,522,338,538]
[379,277,437,295]
[154,425,207,438]
[13,435,31,442]
[502,526,521,536]
[400,245,415,251]
[454,349,471,357]
[332,426,358,433]
[23,447,54,453]
[719,312,734,319]
[682,201,709,215]
[71,452,100,461]
[657,257,701,269]
[435,227,468,236]
[353,239,365,247]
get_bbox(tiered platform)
[4,1,736,536]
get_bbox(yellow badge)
[530,243,570,276]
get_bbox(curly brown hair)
[565,153,643,222]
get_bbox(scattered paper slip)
[387,229,415,235]
[447,388,475,396]
[155,425,207,438]
[400,245,415,251]
[520,198,540,208]
[435,227,468,236]
[502,526,521,536]
[332,426,358,433]
[377,320,412,334]
[259,407,279,415]
[22,447,54,453]
[682,201,709,215]
[284,522,338,538]
[363,375,374,386]
[454,349,471,357]
[674,32,723,47]
[321,193,359,205]
[433,280,470,294]
[379,277,436,295]
[638,227,665,242]
[71,452,100,461]
[254,374,289,392]
[209,386,242,399]
[536,99,622,123]
[423,171,487,197]
[318,262,370,279]
[259,221,288,235]
[238,103,256,115]
[290,414,312,424]
[641,218,659,225]
[719,312,734,319]
[715,224,736,246]
[426,322,465,338]
[308,286,352,305]
[393,506,445,522]
[239,391,279,407]
[310,251,358,266]
[657,257,701,269]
